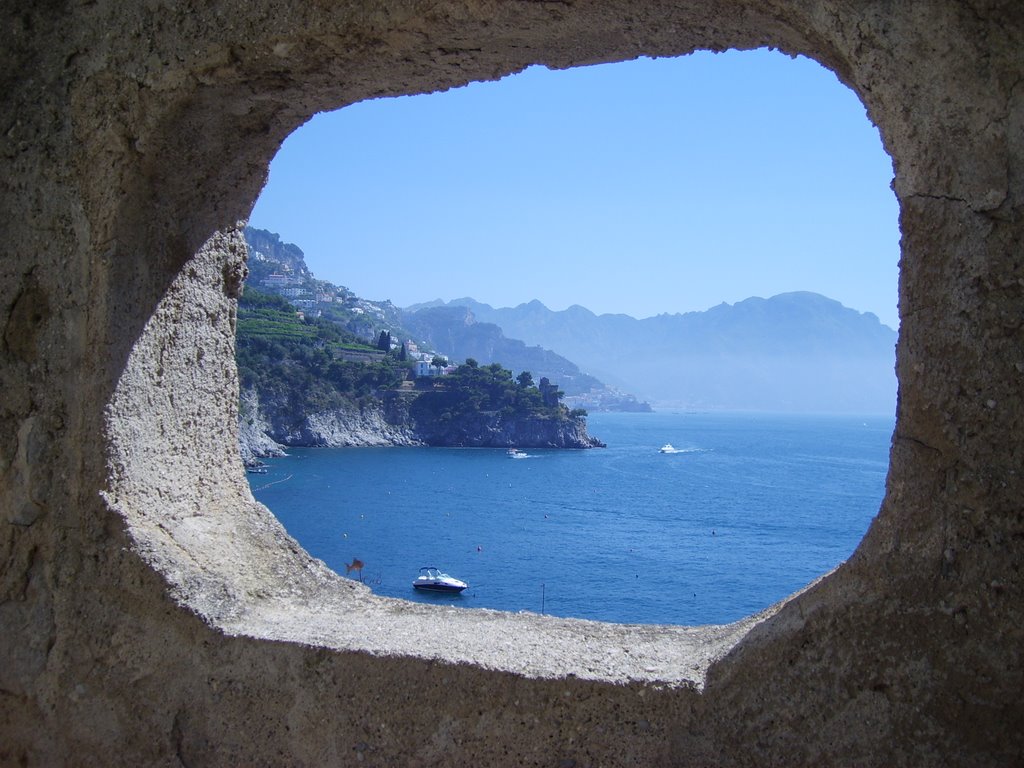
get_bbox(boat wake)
[252,473,293,491]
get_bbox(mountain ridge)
[411,293,897,413]
[244,226,896,414]
[407,292,893,331]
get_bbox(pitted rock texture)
[1,1,1022,766]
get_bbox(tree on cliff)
[236,287,412,415]
[412,363,568,424]
[405,362,598,447]
[517,371,534,388]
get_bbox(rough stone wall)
[1,1,1022,765]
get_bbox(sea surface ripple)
[249,411,892,625]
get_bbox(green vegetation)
[236,287,413,414]
[234,277,586,442]
[237,227,598,446]
[236,290,316,340]
[409,361,580,427]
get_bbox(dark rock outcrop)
[239,387,603,454]
[239,388,421,454]
[410,409,605,449]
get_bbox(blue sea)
[248,411,892,626]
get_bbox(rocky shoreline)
[239,388,604,463]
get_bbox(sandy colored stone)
[1,1,1022,765]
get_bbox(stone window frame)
[16,2,1006,761]
[99,10,996,690]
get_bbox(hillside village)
[236,227,611,458]
[253,263,456,374]
[242,226,646,408]
[245,228,452,370]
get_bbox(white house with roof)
[415,360,456,378]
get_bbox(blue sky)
[249,49,900,329]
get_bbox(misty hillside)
[414,293,898,413]
[400,305,608,398]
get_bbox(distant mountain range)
[244,227,897,414]
[407,294,897,414]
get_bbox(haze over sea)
[249,411,892,626]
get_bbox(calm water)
[248,411,892,625]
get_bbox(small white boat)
[659,444,675,453]
[412,567,468,593]
[507,448,528,459]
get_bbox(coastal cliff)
[239,386,602,458]
[233,233,605,457]
[410,408,605,448]
[239,388,422,461]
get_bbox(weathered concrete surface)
[1,1,1022,765]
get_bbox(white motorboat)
[507,448,528,459]
[660,443,693,454]
[412,567,468,593]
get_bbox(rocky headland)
[238,389,423,463]
[239,387,603,461]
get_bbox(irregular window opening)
[239,49,898,626]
